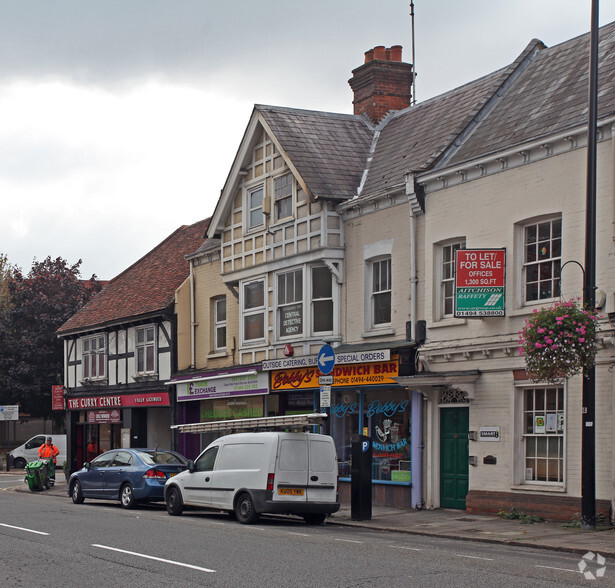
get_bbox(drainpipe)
[411,390,423,509]
[189,260,195,369]
[406,172,422,509]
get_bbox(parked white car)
[164,431,339,524]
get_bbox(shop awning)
[394,370,480,399]
[171,412,328,434]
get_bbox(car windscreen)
[136,450,187,465]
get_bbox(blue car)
[67,448,188,509]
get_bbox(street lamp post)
[582,0,599,530]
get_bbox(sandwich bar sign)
[455,249,506,317]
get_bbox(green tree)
[0,256,102,418]
[0,253,17,314]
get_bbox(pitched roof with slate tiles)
[257,105,374,201]
[357,66,516,198]
[57,218,209,335]
[443,22,615,167]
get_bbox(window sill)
[132,373,159,382]
[80,378,108,386]
[207,351,228,359]
[508,298,560,317]
[509,484,566,493]
[428,317,467,328]
[361,327,395,339]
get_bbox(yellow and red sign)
[271,360,399,390]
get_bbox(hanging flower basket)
[518,299,599,383]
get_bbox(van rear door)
[274,436,308,503]
[306,437,338,503]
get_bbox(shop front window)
[364,388,411,483]
[330,387,411,484]
[330,389,359,479]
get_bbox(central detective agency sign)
[455,249,506,317]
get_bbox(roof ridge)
[431,38,546,171]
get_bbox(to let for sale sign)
[455,249,506,317]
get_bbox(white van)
[9,434,67,469]
[164,431,339,524]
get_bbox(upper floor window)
[214,297,227,351]
[523,218,561,303]
[441,240,465,318]
[136,326,155,373]
[248,186,264,229]
[274,173,293,221]
[278,269,303,337]
[312,266,333,334]
[243,279,265,342]
[371,257,391,326]
[83,334,106,379]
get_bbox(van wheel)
[303,513,326,525]
[165,486,184,516]
[235,493,259,524]
[71,480,84,504]
[13,458,26,469]
[120,483,136,509]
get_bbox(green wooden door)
[440,407,469,509]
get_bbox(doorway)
[440,407,469,509]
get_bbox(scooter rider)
[38,436,60,486]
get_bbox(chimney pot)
[373,46,386,60]
[364,49,374,63]
[390,45,402,61]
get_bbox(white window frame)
[513,382,566,489]
[82,334,106,380]
[213,296,227,352]
[519,216,562,306]
[241,278,266,344]
[435,239,465,321]
[246,184,265,230]
[135,325,156,374]
[363,239,394,335]
[311,265,334,335]
[370,257,392,327]
[273,172,294,222]
[277,268,303,338]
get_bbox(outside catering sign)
[261,349,390,371]
[455,249,506,317]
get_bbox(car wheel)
[235,493,259,524]
[303,513,326,525]
[13,458,26,469]
[71,480,84,504]
[120,483,136,509]
[165,486,184,516]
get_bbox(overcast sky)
[1,1,614,280]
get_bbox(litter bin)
[25,459,52,491]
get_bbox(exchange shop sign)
[177,371,268,401]
[455,249,506,317]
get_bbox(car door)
[80,451,116,498]
[181,446,218,506]
[104,450,134,499]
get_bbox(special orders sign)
[454,249,506,317]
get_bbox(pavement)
[5,470,615,557]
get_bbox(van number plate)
[278,488,304,496]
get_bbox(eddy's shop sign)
[271,360,399,390]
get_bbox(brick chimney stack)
[348,45,413,124]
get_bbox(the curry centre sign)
[455,249,506,317]
[67,392,170,410]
